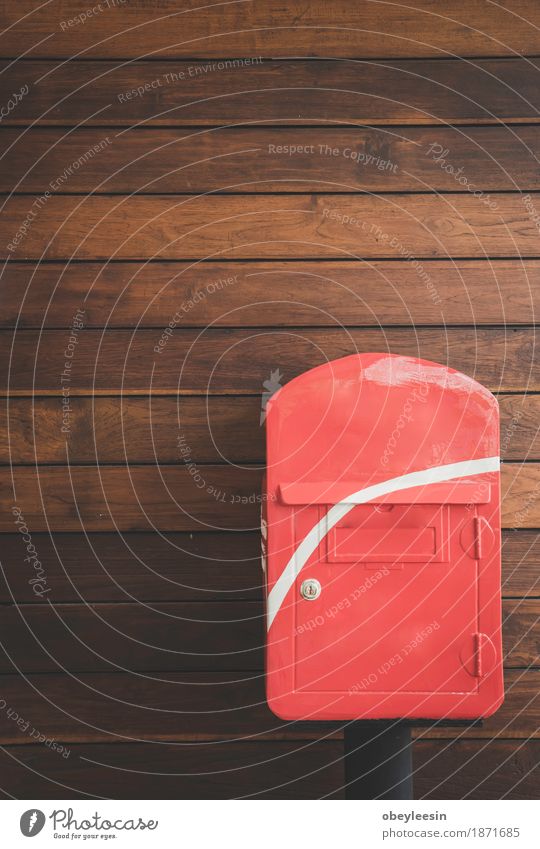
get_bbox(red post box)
[264,353,503,722]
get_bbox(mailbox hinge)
[473,517,483,560]
[473,632,484,677]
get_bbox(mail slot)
[264,353,503,721]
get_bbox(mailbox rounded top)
[266,353,498,483]
[269,353,496,407]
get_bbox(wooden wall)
[0,0,539,799]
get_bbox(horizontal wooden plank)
[502,463,540,528]
[2,260,539,328]
[0,393,224,462]
[0,599,535,674]
[0,669,536,746]
[502,531,540,597]
[0,529,537,605]
[417,670,540,739]
[0,671,333,744]
[2,1,540,59]
[413,740,540,799]
[0,739,536,799]
[0,740,344,799]
[0,531,262,603]
[1,394,539,465]
[501,599,540,667]
[1,462,538,531]
[498,396,540,461]
[3,126,540,194]
[0,601,264,673]
[1,60,539,126]
[2,194,539,260]
[0,396,262,464]
[3,464,264,531]
[0,328,535,394]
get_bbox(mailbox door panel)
[294,503,484,698]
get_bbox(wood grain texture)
[1,394,539,464]
[1,60,540,126]
[2,1,540,59]
[0,740,345,799]
[0,0,538,803]
[501,531,540,597]
[0,396,263,464]
[0,669,536,745]
[498,395,540,461]
[2,260,539,328]
[0,739,536,799]
[502,463,540,528]
[3,126,540,193]
[2,194,539,260]
[0,601,264,674]
[0,599,535,674]
[501,599,540,667]
[1,462,539,531]
[0,529,537,604]
[418,670,540,739]
[0,328,535,394]
[4,464,264,531]
[0,531,263,603]
[413,740,540,799]
[0,671,332,744]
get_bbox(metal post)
[343,720,413,799]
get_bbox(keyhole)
[300,578,321,600]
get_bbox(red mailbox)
[264,353,503,721]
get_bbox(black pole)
[343,720,413,799]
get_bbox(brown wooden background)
[0,0,539,799]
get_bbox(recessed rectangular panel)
[330,525,436,562]
[325,504,448,564]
